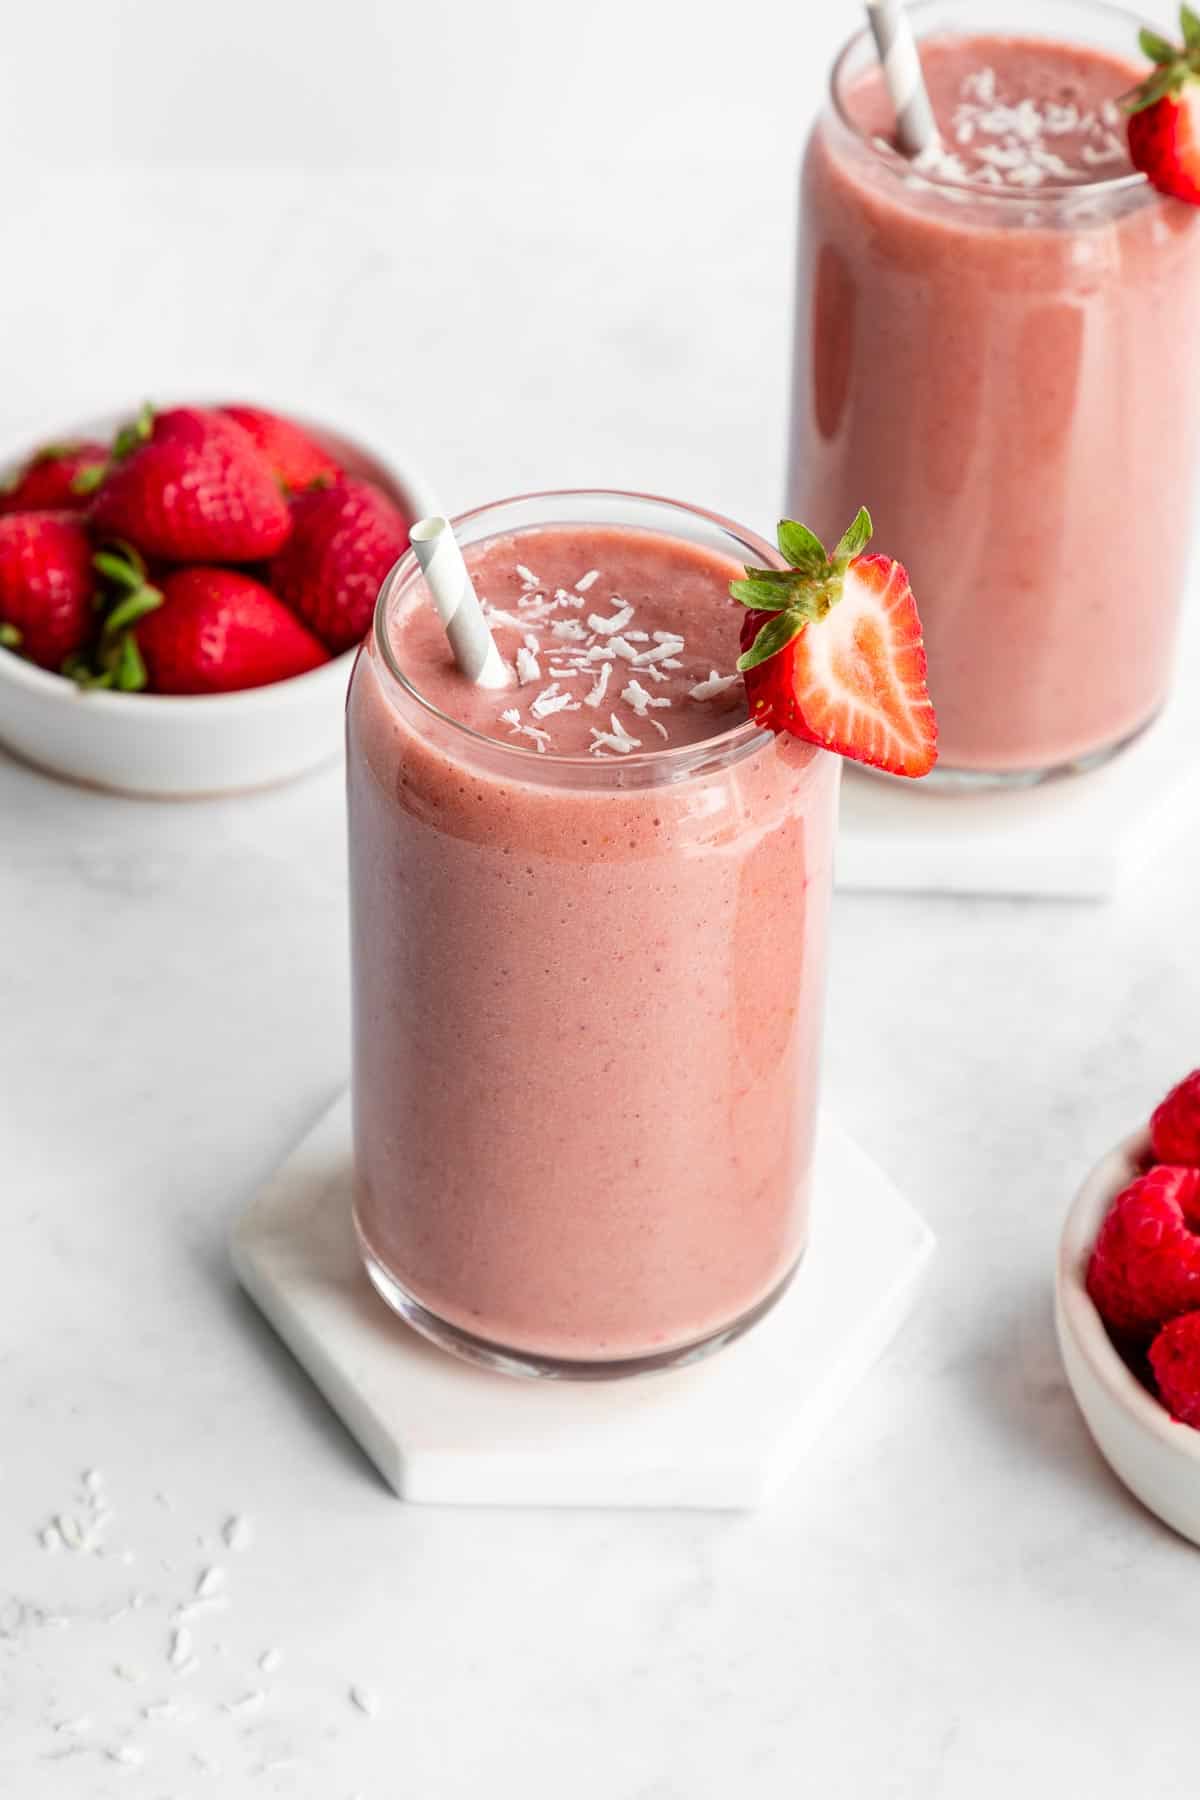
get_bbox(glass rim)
[829,0,1153,204]
[370,487,785,782]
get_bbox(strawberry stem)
[70,462,107,496]
[732,506,874,674]
[111,403,154,460]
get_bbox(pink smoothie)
[347,513,839,1368]
[789,28,1200,774]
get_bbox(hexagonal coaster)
[836,628,1200,900]
[232,1094,934,1509]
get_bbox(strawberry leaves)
[776,520,828,575]
[1141,26,1181,63]
[732,507,873,674]
[738,609,808,671]
[833,506,873,562]
[1126,7,1200,112]
[64,544,162,692]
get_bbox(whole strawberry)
[269,477,411,654]
[1086,1164,1200,1341]
[733,509,937,777]
[0,512,95,671]
[1149,1310,1200,1426]
[1124,8,1200,204]
[90,406,292,563]
[1151,1069,1200,1166]
[0,441,109,515]
[135,567,328,694]
[218,405,342,494]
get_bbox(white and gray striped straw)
[409,515,509,690]
[865,0,938,158]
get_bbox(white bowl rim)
[0,400,432,714]
[0,631,356,714]
[1057,1124,1200,1465]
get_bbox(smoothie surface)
[847,33,1144,189]
[387,523,751,756]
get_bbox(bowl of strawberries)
[1056,1070,1200,1547]
[0,401,434,795]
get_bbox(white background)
[3,1,1198,1797]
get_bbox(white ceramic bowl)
[1056,1127,1200,1547]
[0,408,437,797]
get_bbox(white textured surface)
[4,0,1200,1793]
[838,626,1200,899]
[232,1094,934,1509]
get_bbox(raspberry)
[1150,1069,1200,1167]
[1149,1311,1200,1428]
[1086,1165,1200,1341]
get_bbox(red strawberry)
[1086,1165,1200,1341]
[1124,9,1200,204]
[218,405,342,494]
[133,568,328,694]
[1151,1069,1200,1166]
[0,441,109,515]
[0,512,95,671]
[268,477,411,654]
[1149,1310,1200,1426]
[733,509,938,777]
[90,406,292,563]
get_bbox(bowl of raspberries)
[0,401,434,795]
[1057,1070,1200,1547]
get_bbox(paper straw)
[409,515,509,690]
[865,0,937,158]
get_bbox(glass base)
[358,1233,804,1382]
[869,713,1159,792]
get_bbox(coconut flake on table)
[225,1689,266,1715]
[143,1700,182,1722]
[106,1744,145,1766]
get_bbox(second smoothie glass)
[347,491,840,1379]
[788,0,1200,784]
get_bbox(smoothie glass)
[789,0,1200,783]
[347,491,840,1378]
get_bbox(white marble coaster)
[232,1094,934,1510]
[836,629,1200,900]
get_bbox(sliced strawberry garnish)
[1124,9,1200,204]
[733,508,937,778]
